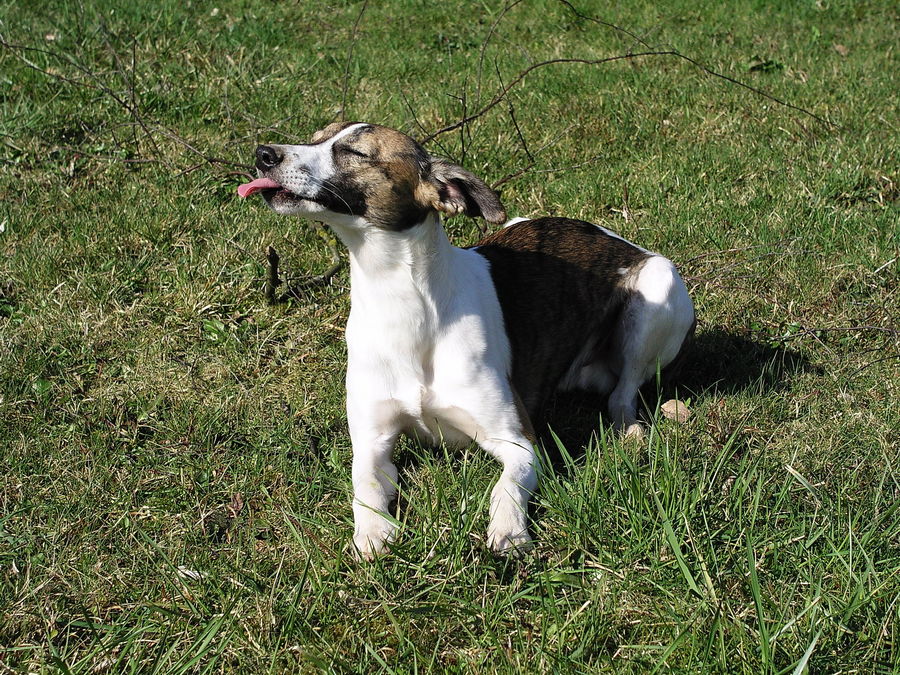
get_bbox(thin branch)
[155,128,252,172]
[662,50,835,128]
[425,52,679,142]
[489,125,582,188]
[265,246,282,305]
[553,0,835,126]
[475,0,526,105]
[425,46,835,143]
[339,0,369,121]
[401,89,455,161]
[491,162,535,190]
[681,241,791,266]
[845,354,900,380]
[1,34,252,174]
[494,61,533,164]
[555,0,654,49]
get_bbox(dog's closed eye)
[337,146,370,159]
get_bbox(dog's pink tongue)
[237,177,281,198]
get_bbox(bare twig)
[489,125,583,188]
[491,162,536,190]
[400,89,453,161]
[475,0,527,105]
[553,0,834,126]
[154,128,252,172]
[339,0,370,121]
[494,60,534,164]
[425,52,681,142]
[1,33,252,175]
[0,33,164,163]
[845,354,900,380]
[265,246,282,305]
[873,257,897,276]
[554,0,654,49]
[425,43,835,143]
[681,241,792,267]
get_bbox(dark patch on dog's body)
[474,217,650,418]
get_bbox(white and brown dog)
[238,122,695,558]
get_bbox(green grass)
[1,0,898,671]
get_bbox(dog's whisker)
[317,178,356,215]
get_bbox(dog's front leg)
[348,407,401,560]
[481,437,538,555]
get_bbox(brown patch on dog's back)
[474,217,650,417]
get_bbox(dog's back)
[475,217,693,428]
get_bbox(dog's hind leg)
[607,256,695,437]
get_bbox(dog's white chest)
[343,246,512,447]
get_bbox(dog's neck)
[327,211,455,301]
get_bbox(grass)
[1,0,898,671]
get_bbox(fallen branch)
[425,0,836,145]
[265,246,282,305]
[425,48,834,144]
[339,0,370,121]
[0,33,251,174]
[424,52,679,143]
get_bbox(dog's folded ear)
[424,158,507,225]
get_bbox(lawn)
[1,0,898,672]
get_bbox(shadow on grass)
[539,328,819,460]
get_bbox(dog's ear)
[425,158,507,225]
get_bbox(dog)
[238,122,695,558]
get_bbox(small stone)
[661,399,692,423]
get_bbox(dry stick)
[778,325,900,339]
[427,52,674,143]
[555,0,654,50]
[424,49,834,144]
[400,89,454,161]
[491,163,535,190]
[339,0,370,121]
[98,22,138,152]
[704,249,817,281]
[846,354,900,380]
[490,125,583,188]
[681,241,797,267]
[507,102,534,163]
[154,128,253,173]
[444,90,470,165]
[400,89,433,141]
[556,0,834,127]
[13,34,168,166]
[475,0,526,106]
[1,35,250,174]
[494,61,533,164]
[265,246,282,305]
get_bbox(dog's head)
[238,122,506,230]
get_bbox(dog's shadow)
[539,327,818,458]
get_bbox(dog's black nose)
[256,145,283,170]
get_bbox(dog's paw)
[487,514,532,556]
[623,422,645,439]
[353,517,397,561]
[487,525,533,557]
